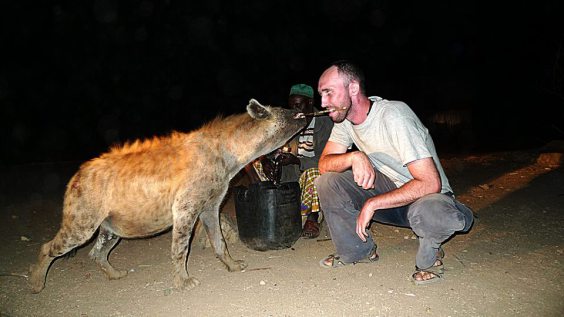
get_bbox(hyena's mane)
[100,111,257,159]
[101,131,187,158]
[197,112,258,140]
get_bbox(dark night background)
[1,0,562,165]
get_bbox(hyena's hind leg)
[29,211,104,293]
[199,208,247,272]
[88,222,127,280]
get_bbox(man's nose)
[320,96,328,107]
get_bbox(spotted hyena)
[29,99,306,293]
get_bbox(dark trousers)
[315,169,473,269]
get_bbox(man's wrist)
[366,197,378,213]
[350,151,363,165]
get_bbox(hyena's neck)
[194,113,277,178]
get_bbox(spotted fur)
[29,99,306,293]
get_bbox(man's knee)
[315,172,353,211]
[408,194,465,235]
[314,172,341,194]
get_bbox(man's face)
[318,66,351,123]
[288,94,313,114]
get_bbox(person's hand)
[351,151,375,189]
[276,152,300,166]
[356,199,376,241]
[260,157,278,182]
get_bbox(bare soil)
[1,150,563,317]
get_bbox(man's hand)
[356,199,376,241]
[260,157,278,182]
[276,152,300,166]
[351,152,375,189]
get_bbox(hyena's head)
[244,98,306,159]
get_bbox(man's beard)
[332,98,352,123]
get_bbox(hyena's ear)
[247,99,271,119]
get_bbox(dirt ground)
[0,149,563,317]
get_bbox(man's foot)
[302,220,320,239]
[436,247,445,262]
[319,245,379,269]
[412,259,444,285]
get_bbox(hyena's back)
[66,132,220,238]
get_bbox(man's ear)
[348,82,360,96]
[247,99,271,119]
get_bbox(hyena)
[29,99,306,293]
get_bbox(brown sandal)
[412,263,444,285]
[319,245,379,269]
[412,248,445,285]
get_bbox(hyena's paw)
[28,265,45,294]
[173,275,201,290]
[227,259,248,272]
[104,268,128,280]
[96,260,128,280]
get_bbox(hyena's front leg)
[170,198,200,290]
[199,208,247,272]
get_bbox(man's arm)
[319,141,377,190]
[356,157,442,241]
[318,141,353,173]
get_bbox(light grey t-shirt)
[329,96,452,194]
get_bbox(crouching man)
[315,60,473,285]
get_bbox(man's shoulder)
[377,99,412,117]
